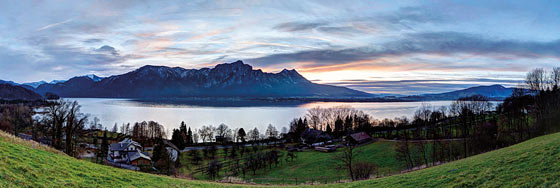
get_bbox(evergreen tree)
[180,121,187,143]
[97,130,108,163]
[187,127,193,145]
[237,128,246,143]
[153,139,173,175]
[171,128,185,150]
[326,123,332,135]
[335,116,344,137]
[344,116,353,133]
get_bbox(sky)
[1,0,559,95]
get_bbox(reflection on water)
[67,98,469,132]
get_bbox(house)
[108,138,151,166]
[162,140,180,162]
[300,128,332,144]
[347,132,372,145]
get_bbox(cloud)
[273,21,326,32]
[316,26,364,36]
[36,19,74,31]
[325,78,523,95]
[245,31,560,71]
[83,38,104,44]
[95,45,119,56]
[381,6,449,27]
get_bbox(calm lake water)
[67,98,462,132]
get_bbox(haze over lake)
[69,98,460,132]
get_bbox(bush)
[352,161,377,180]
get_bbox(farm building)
[347,132,372,145]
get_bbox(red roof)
[349,132,371,142]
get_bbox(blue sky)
[1,0,559,94]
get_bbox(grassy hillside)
[0,131,238,188]
[336,132,560,187]
[2,130,560,187]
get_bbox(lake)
[67,98,465,132]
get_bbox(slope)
[335,132,560,187]
[0,131,241,188]
[2,130,560,187]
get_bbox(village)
[47,127,375,173]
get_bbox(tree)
[206,160,222,180]
[352,161,377,180]
[216,123,230,138]
[193,132,199,144]
[45,100,69,150]
[153,140,174,175]
[186,127,193,145]
[97,130,109,163]
[198,125,215,143]
[335,145,360,180]
[180,122,187,144]
[90,117,100,130]
[248,127,260,142]
[526,68,547,92]
[289,118,308,139]
[326,123,332,135]
[450,95,492,158]
[112,123,118,133]
[64,100,88,156]
[237,128,246,143]
[334,116,344,137]
[0,104,32,136]
[265,124,278,139]
[171,129,185,150]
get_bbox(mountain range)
[0,61,519,101]
[33,61,369,98]
[402,85,515,101]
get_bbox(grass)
[0,131,243,188]
[240,141,402,184]
[334,132,560,187]
[2,129,560,187]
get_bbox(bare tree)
[216,123,230,138]
[526,68,546,92]
[65,101,88,156]
[265,124,278,139]
[198,125,215,143]
[552,67,560,89]
[335,145,360,180]
[247,127,260,141]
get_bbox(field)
[178,141,402,184]
[2,129,560,187]
[241,141,402,184]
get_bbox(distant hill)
[34,60,370,98]
[402,84,516,101]
[0,84,43,101]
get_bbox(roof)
[349,132,371,142]
[162,140,180,151]
[129,151,151,162]
[109,138,142,151]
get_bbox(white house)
[108,138,151,166]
